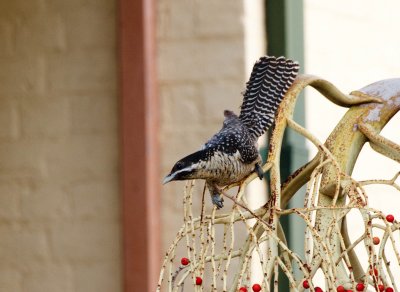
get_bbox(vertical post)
[118,0,160,291]
[266,0,306,289]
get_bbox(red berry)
[252,284,261,292]
[239,287,248,292]
[369,268,378,276]
[195,277,202,285]
[315,287,323,292]
[386,214,395,223]
[346,290,353,292]
[356,283,365,291]
[180,257,190,266]
[302,280,310,289]
[337,285,346,292]
[386,288,394,292]
[373,237,380,245]
[378,285,385,291]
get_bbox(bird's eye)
[174,161,184,171]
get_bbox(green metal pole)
[265,0,307,289]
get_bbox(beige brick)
[161,184,186,251]
[0,182,23,220]
[158,38,244,82]
[161,179,216,250]
[74,261,122,292]
[0,269,22,291]
[195,0,244,37]
[0,0,121,290]
[15,14,67,54]
[157,0,196,40]
[0,140,46,180]
[161,176,217,248]
[0,19,15,56]
[160,127,213,168]
[70,94,118,134]
[0,225,50,267]
[49,221,120,262]
[46,50,117,93]
[43,135,118,182]
[20,97,69,138]
[0,0,43,18]
[0,57,46,95]
[161,181,187,212]
[22,264,73,292]
[21,183,72,221]
[19,228,52,265]
[160,84,202,127]
[202,80,244,122]
[60,4,116,50]
[66,180,119,221]
[0,98,19,139]
[45,0,113,14]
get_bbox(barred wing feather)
[239,56,299,138]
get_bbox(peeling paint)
[359,78,400,101]
[358,79,400,122]
[385,96,400,106]
[364,104,384,122]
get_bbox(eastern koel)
[163,56,299,208]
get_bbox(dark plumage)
[163,56,299,208]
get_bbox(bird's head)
[163,150,207,184]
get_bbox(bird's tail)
[238,56,299,138]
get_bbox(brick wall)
[0,1,121,291]
[157,0,247,248]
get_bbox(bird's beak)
[162,173,175,185]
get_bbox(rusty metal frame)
[157,74,400,291]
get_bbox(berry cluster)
[301,280,393,292]
[237,283,262,291]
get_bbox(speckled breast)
[196,150,261,186]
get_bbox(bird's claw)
[255,163,264,180]
[211,194,224,209]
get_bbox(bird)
[163,56,299,209]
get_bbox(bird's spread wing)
[238,56,299,138]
